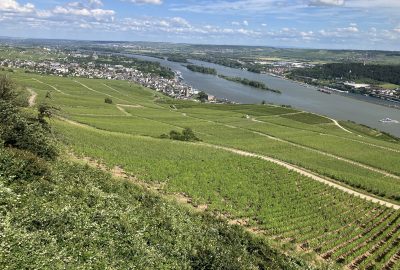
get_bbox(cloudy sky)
[1,0,400,50]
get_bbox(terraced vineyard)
[8,70,400,269]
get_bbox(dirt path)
[248,123,400,180]
[27,88,37,107]
[102,83,130,97]
[117,104,143,108]
[200,143,400,210]
[59,116,399,210]
[328,117,354,134]
[172,112,399,179]
[253,117,400,154]
[32,78,69,95]
[189,115,399,180]
[74,80,131,104]
[116,105,132,116]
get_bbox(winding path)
[58,116,400,210]
[328,117,354,134]
[116,105,132,116]
[32,78,69,95]
[200,143,400,210]
[27,88,37,107]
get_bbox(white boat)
[379,118,399,123]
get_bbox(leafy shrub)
[0,101,58,159]
[0,76,58,160]
[167,128,200,142]
[104,97,113,104]
[0,148,49,182]
[0,75,17,102]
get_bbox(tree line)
[290,63,400,85]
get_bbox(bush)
[0,148,49,182]
[0,75,17,102]
[0,77,58,160]
[167,128,200,142]
[104,97,113,104]
[0,104,58,160]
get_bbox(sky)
[0,0,400,50]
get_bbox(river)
[126,54,400,137]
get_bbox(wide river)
[127,54,400,137]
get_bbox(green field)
[6,70,400,269]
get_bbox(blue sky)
[1,0,400,50]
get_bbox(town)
[0,53,200,100]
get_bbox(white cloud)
[124,0,163,4]
[346,0,400,8]
[261,23,267,27]
[231,20,249,26]
[309,0,344,6]
[337,26,359,33]
[171,0,283,13]
[53,6,115,18]
[0,0,35,13]
[89,0,103,7]
[170,17,190,27]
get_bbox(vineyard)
[7,70,400,269]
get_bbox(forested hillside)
[290,63,400,84]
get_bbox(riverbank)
[281,75,400,110]
[118,53,400,137]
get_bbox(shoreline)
[270,73,400,111]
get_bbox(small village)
[0,56,200,100]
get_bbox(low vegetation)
[0,73,312,269]
[290,62,400,85]
[161,128,201,142]
[218,75,281,93]
[3,71,400,269]
[166,55,188,63]
[186,64,217,75]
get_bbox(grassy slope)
[9,71,400,200]
[5,70,400,268]
[0,147,307,270]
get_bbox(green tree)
[197,91,208,102]
[0,75,17,102]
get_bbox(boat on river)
[379,118,399,123]
[318,88,332,94]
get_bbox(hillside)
[0,74,310,269]
[2,70,400,269]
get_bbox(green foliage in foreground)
[0,76,310,269]
[0,76,57,160]
[0,146,309,270]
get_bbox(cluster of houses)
[0,57,199,100]
[254,60,314,76]
[344,82,400,102]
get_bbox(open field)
[6,70,400,269]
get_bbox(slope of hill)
[3,70,400,269]
[0,75,311,269]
